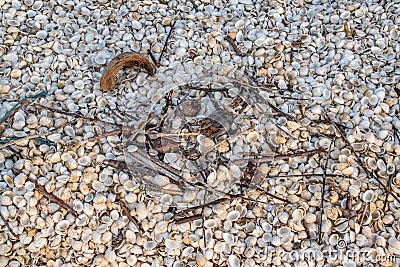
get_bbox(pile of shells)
[0,0,399,266]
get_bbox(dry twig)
[27,178,78,217]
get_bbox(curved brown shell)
[100,52,156,92]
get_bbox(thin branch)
[236,148,325,164]
[70,129,122,149]
[0,91,46,125]
[148,49,159,67]
[0,99,32,125]
[172,198,230,219]
[174,214,203,225]
[33,104,123,128]
[159,20,176,62]
[117,195,141,231]
[318,140,333,244]
[224,36,245,56]
[0,211,18,237]
[383,173,394,211]
[333,122,400,203]
[27,177,78,217]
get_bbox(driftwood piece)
[100,52,156,92]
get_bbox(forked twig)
[333,122,400,203]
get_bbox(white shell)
[362,190,377,202]
[226,210,240,221]
[277,227,291,237]
[214,242,226,253]
[165,239,180,249]
[235,20,245,30]
[204,219,217,229]
[228,255,240,267]
[223,233,235,245]
[246,131,259,142]
[144,241,157,250]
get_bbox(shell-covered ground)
[1,0,400,266]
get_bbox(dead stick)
[71,129,122,149]
[383,173,394,211]
[159,21,176,62]
[333,122,400,204]
[233,149,324,164]
[174,214,203,225]
[28,178,78,217]
[0,133,42,150]
[0,211,18,237]
[0,100,31,125]
[172,198,231,219]
[117,196,141,231]
[225,36,244,56]
[33,104,123,128]
[148,49,159,67]
[359,203,368,226]
[240,180,290,204]
[318,141,333,244]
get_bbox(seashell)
[376,159,386,171]
[182,246,194,257]
[144,241,157,250]
[203,219,217,229]
[246,131,259,142]
[14,173,27,188]
[229,165,241,179]
[254,37,265,47]
[291,208,305,221]
[56,220,70,234]
[78,156,91,166]
[226,210,240,221]
[228,255,240,267]
[3,53,18,63]
[304,213,316,224]
[348,185,359,197]
[277,227,291,238]
[362,190,377,202]
[165,239,180,249]
[370,47,382,55]
[214,242,226,253]
[388,237,400,255]
[334,219,349,233]
[351,142,365,152]
[126,230,136,243]
[387,163,395,175]
[235,20,245,30]
[104,250,116,263]
[135,202,147,220]
[223,232,235,245]
[278,211,289,224]
[308,185,320,194]
[367,158,377,170]
[92,181,106,192]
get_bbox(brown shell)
[100,52,156,92]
